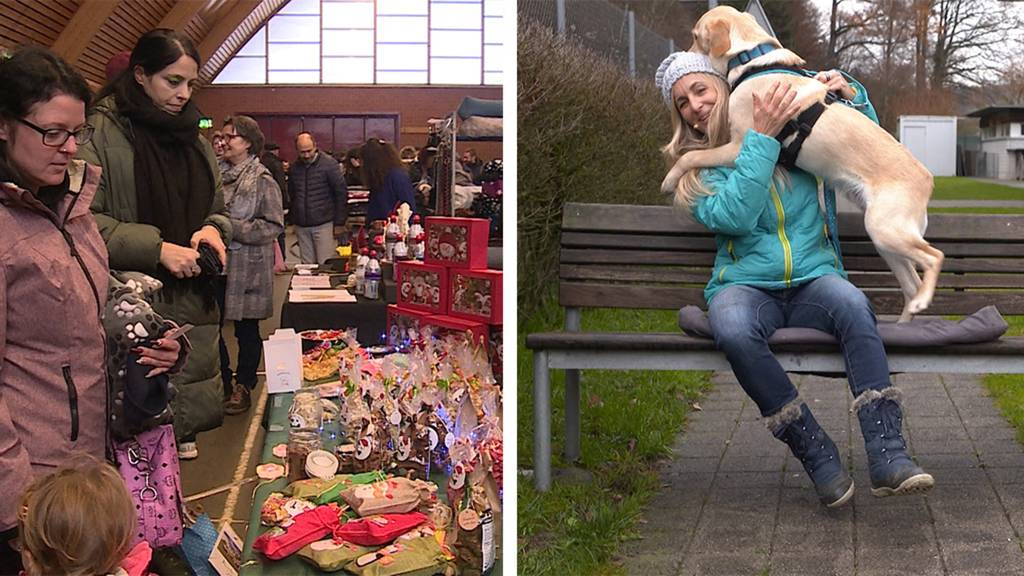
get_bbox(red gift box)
[424,314,489,350]
[424,217,489,269]
[387,305,433,347]
[448,268,502,325]
[395,261,448,315]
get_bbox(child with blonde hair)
[17,457,151,576]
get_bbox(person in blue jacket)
[655,51,933,508]
[361,138,418,223]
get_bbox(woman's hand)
[135,336,182,378]
[191,225,227,267]
[159,242,201,278]
[752,82,802,138]
[813,69,856,100]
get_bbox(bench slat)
[563,203,1024,241]
[560,282,1024,315]
[560,264,1024,290]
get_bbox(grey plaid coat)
[222,156,284,321]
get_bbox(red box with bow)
[423,217,489,269]
[448,268,502,325]
[395,261,448,315]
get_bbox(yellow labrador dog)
[662,6,942,321]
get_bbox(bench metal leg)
[534,350,552,491]
[565,369,580,462]
[564,307,581,463]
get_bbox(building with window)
[965,106,1024,181]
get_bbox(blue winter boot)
[769,398,854,508]
[853,387,934,497]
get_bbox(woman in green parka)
[657,51,933,509]
[77,29,231,460]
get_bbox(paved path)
[622,372,1024,576]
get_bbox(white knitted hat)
[654,51,726,104]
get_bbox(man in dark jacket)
[288,132,349,264]
[261,143,289,262]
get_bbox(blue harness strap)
[823,185,842,262]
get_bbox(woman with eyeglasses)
[78,29,231,461]
[0,46,184,574]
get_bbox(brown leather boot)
[224,382,251,415]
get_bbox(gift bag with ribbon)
[113,424,185,549]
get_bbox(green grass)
[982,315,1024,445]
[932,176,1024,200]
[517,297,711,576]
[930,207,1024,214]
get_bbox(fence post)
[628,10,636,78]
[556,0,566,36]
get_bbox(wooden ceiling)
[0,0,286,87]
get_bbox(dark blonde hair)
[18,457,136,576]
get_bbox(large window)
[214,0,503,85]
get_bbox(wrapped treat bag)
[260,492,316,527]
[334,512,429,546]
[298,539,377,572]
[253,505,346,561]
[340,477,438,517]
[286,472,384,505]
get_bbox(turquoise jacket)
[693,74,878,304]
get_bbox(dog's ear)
[708,19,731,58]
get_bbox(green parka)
[77,95,232,440]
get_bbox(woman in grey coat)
[218,115,284,413]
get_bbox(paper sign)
[209,524,244,576]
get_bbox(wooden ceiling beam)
[50,0,123,63]
[197,0,258,63]
[157,0,207,32]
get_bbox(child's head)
[18,457,136,576]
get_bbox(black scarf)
[116,82,213,246]
[117,83,218,307]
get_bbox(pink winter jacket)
[0,160,109,530]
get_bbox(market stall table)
[240,392,502,575]
[280,279,397,347]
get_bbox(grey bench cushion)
[678,305,1009,346]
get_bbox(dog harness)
[727,46,846,258]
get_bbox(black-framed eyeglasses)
[222,133,244,142]
[16,117,94,147]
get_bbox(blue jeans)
[708,275,890,417]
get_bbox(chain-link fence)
[519,0,675,81]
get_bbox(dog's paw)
[660,173,679,196]
[907,296,931,315]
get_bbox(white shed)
[898,116,957,177]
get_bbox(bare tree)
[929,0,1024,88]
[824,0,875,69]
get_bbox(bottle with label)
[364,250,382,300]
[353,247,369,295]
[384,215,400,262]
[413,232,426,260]
[393,233,409,261]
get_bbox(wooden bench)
[526,202,1024,491]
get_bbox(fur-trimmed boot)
[853,387,934,497]
[769,398,854,508]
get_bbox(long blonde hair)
[18,457,136,576]
[661,74,789,210]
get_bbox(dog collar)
[727,43,778,72]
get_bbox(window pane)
[378,0,428,15]
[431,30,481,57]
[377,15,428,43]
[483,44,502,71]
[213,56,266,84]
[323,1,374,28]
[431,1,482,29]
[268,43,320,70]
[483,0,503,17]
[279,0,320,14]
[268,70,321,83]
[322,57,374,83]
[323,29,374,56]
[430,58,481,84]
[483,16,502,44]
[268,15,320,42]
[483,71,502,86]
[237,27,266,56]
[377,44,427,70]
[377,70,428,84]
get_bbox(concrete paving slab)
[626,371,1024,575]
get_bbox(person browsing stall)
[288,132,348,264]
[656,51,933,508]
[0,46,180,574]
[77,29,231,461]
[362,138,418,222]
[217,116,284,414]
